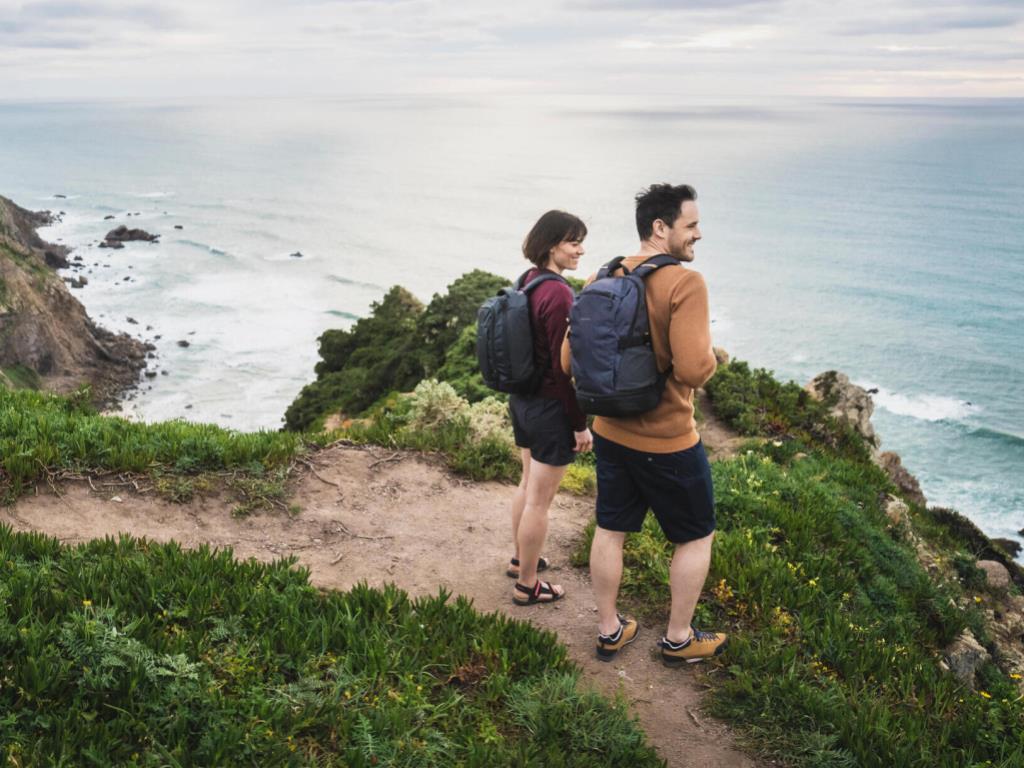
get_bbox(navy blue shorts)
[594,433,715,544]
[509,395,575,467]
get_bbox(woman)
[508,210,593,605]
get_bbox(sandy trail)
[6,424,763,767]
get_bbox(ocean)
[1,96,1021,543]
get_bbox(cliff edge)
[0,194,145,404]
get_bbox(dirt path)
[5,413,764,767]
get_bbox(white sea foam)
[860,381,981,423]
[137,191,174,199]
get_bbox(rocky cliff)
[0,194,145,405]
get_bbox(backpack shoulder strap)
[512,269,534,291]
[522,272,570,293]
[633,254,681,278]
[596,257,628,280]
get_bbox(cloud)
[572,0,775,9]
[1,0,1023,98]
[0,1,184,51]
[617,25,776,50]
[839,10,1023,36]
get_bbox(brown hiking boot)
[596,614,639,661]
[658,626,728,666]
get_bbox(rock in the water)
[977,560,1012,591]
[144,370,158,379]
[992,538,1022,558]
[943,630,990,689]
[126,317,138,325]
[713,346,730,366]
[44,250,69,269]
[98,241,125,250]
[53,194,66,199]
[876,451,927,507]
[103,225,159,244]
[103,215,115,220]
[290,251,304,259]
[177,340,190,348]
[174,224,183,230]
[806,371,878,446]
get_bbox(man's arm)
[560,329,572,376]
[668,271,717,389]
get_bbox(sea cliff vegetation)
[4,265,1024,765]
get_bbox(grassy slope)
[0,391,659,766]
[572,361,1024,767]
[0,527,659,767]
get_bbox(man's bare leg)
[510,448,531,561]
[516,459,568,592]
[590,526,626,635]
[666,532,714,642]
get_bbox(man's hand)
[574,428,593,453]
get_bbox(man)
[562,183,726,666]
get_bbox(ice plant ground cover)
[567,361,1024,767]
[0,527,661,766]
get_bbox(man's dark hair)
[635,184,697,240]
[522,210,587,268]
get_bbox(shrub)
[285,272,508,431]
[705,360,870,461]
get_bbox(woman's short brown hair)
[522,210,587,268]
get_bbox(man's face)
[661,201,701,262]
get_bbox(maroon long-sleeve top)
[523,267,587,432]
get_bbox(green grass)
[0,388,303,504]
[574,444,1024,766]
[568,359,1024,766]
[705,360,870,461]
[0,525,662,766]
[1,365,40,391]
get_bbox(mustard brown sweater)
[560,256,717,453]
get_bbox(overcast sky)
[1,0,1022,101]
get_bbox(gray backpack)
[568,254,679,416]
[476,270,569,395]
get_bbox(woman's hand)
[573,428,593,453]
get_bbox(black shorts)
[594,433,715,544]
[509,395,575,467]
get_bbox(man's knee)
[592,526,627,549]
[674,530,714,550]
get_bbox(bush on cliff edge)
[284,270,507,431]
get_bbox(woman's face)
[546,237,585,272]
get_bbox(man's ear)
[653,218,666,237]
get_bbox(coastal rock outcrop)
[102,225,159,247]
[0,194,146,405]
[977,560,1011,591]
[876,450,927,507]
[805,371,878,447]
[806,370,932,507]
[943,630,991,689]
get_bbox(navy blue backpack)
[568,254,679,416]
[477,270,569,395]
